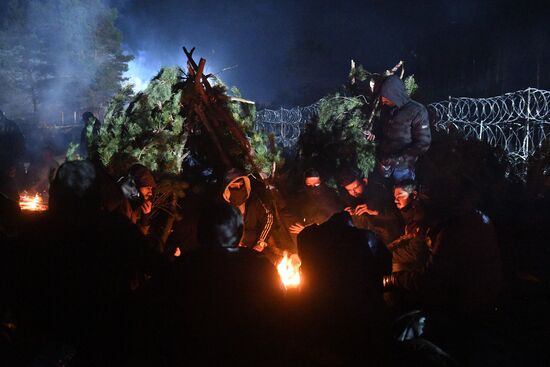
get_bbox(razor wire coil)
[255,88,550,176]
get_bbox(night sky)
[114,0,549,107]
[3,0,549,107]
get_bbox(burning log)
[277,251,302,289]
[19,191,48,212]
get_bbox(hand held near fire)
[348,204,379,216]
[253,241,268,252]
[289,223,305,234]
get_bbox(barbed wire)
[255,102,320,148]
[255,88,550,176]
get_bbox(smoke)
[122,46,227,93]
[29,0,104,121]
[1,0,131,123]
[124,50,158,92]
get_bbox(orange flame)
[277,251,301,289]
[19,191,48,212]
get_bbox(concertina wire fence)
[254,88,550,177]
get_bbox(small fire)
[19,191,48,212]
[277,251,301,289]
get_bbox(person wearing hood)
[222,168,274,252]
[121,164,157,235]
[79,112,101,159]
[287,168,342,237]
[375,75,431,182]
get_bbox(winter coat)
[388,198,429,273]
[378,76,431,168]
[222,174,274,248]
[165,246,284,364]
[391,208,502,314]
[289,184,342,226]
[347,180,404,245]
[297,215,392,365]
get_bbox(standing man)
[80,111,101,159]
[375,75,431,182]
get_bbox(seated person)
[222,168,273,252]
[339,167,404,245]
[166,202,284,365]
[296,211,390,365]
[120,164,156,235]
[388,179,429,273]
[287,168,342,236]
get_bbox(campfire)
[19,191,48,212]
[277,251,301,289]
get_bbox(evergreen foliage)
[297,62,418,183]
[65,142,82,161]
[404,75,419,97]
[93,69,187,176]
[299,94,376,184]
[226,85,280,175]
[298,65,418,186]
[93,66,279,179]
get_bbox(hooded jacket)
[222,171,273,248]
[378,76,431,168]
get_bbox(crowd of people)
[0,76,511,366]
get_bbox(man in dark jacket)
[222,168,274,252]
[297,212,391,365]
[389,179,428,273]
[339,168,404,245]
[375,75,431,181]
[287,168,342,236]
[165,202,284,365]
[383,204,502,315]
[12,160,157,365]
[79,112,101,159]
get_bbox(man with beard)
[339,168,403,246]
[222,168,273,252]
[287,168,342,236]
[121,164,156,235]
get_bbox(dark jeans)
[376,163,416,184]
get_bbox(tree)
[92,63,280,178]
[295,61,417,186]
[0,0,132,121]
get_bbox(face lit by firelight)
[304,176,321,187]
[139,186,153,201]
[393,187,414,209]
[344,179,365,198]
[380,96,396,107]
